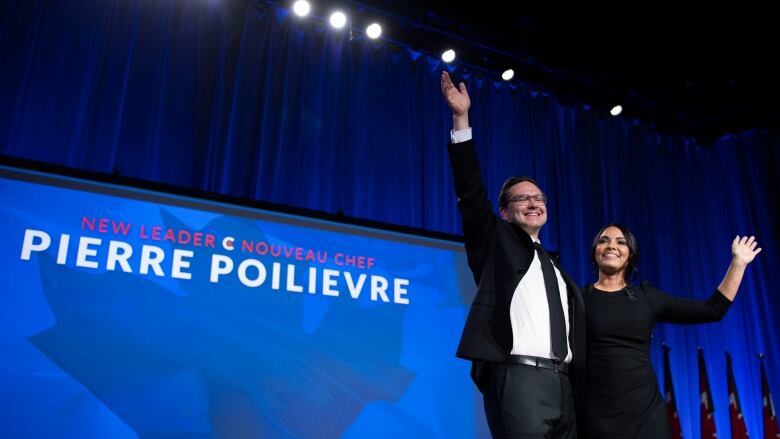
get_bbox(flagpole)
[759,353,780,439]
[698,346,717,439]
[726,351,750,438]
[663,342,683,439]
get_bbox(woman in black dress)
[583,224,761,438]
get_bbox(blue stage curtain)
[2,0,779,437]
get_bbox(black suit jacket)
[448,139,586,414]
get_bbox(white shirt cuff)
[450,127,472,143]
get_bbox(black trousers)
[481,362,576,438]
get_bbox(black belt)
[505,355,568,374]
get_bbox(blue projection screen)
[0,164,486,438]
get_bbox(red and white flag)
[760,354,780,439]
[664,343,684,439]
[699,347,717,439]
[726,352,749,438]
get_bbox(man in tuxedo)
[441,71,586,438]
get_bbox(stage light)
[502,69,514,81]
[441,49,455,63]
[329,11,347,29]
[366,23,382,39]
[610,105,623,116]
[291,0,310,17]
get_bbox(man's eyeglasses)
[507,193,547,204]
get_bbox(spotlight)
[292,0,310,17]
[329,11,347,29]
[501,69,514,81]
[441,49,455,63]
[366,23,382,39]
[610,105,623,116]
